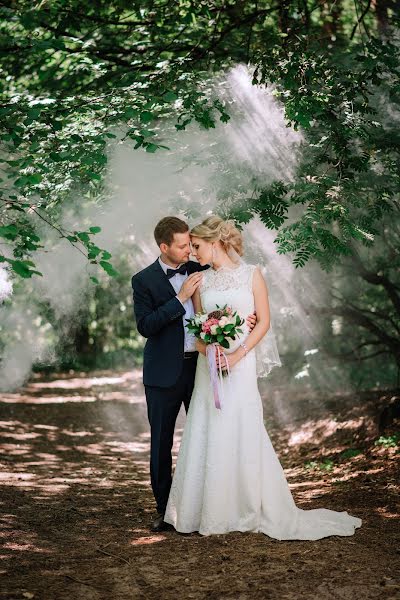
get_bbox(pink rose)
[202,317,219,334]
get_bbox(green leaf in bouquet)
[223,324,234,332]
[235,315,241,325]
[217,334,224,343]
[220,338,230,349]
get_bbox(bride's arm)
[241,267,271,352]
[192,286,203,314]
[192,286,207,356]
[218,267,270,368]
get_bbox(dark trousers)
[144,354,198,514]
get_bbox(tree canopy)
[0,0,399,280]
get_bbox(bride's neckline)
[211,263,242,273]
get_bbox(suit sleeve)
[132,274,186,338]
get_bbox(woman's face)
[190,236,212,266]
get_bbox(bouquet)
[185,304,244,350]
[186,305,245,410]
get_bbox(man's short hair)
[154,216,189,247]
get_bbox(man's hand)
[246,311,257,331]
[177,272,203,303]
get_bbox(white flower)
[200,332,206,339]
[219,316,229,327]
[210,324,218,335]
[199,314,208,323]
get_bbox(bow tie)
[166,264,188,279]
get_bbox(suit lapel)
[150,259,178,299]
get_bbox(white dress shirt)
[158,257,197,352]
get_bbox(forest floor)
[0,369,399,600]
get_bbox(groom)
[132,216,255,532]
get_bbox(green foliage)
[231,35,400,268]
[340,448,363,460]
[0,1,399,280]
[304,448,364,472]
[313,220,400,372]
[374,434,399,448]
[3,249,142,370]
[0,256,41,278]
[304,458,334,471]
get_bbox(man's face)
[160,232,191,265]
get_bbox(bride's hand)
[215,347,242,370]
[195,339,207,356]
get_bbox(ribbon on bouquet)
[206,343,230,410]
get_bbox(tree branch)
[329,289,400,334]
[350,0,372,40]
[349,252,400,316]
[314,303,400,363]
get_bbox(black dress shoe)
[150,513,174,532]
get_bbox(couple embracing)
[131,215,362,540]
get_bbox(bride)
[164,215,362,540]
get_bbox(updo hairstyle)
[190,215,243,257]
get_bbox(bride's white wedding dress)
[164,263,362,539]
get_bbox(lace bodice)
[200,263,257,318]
[200,262,282,377]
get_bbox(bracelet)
[240,342,248,356]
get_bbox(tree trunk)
[320,0,343,37]
[374,0,392,35]
[278,0,291,33]
[73,324,91,356]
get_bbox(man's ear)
[159,242,168,255]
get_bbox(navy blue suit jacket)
[132,259,209,388]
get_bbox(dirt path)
[0,370,399,600]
